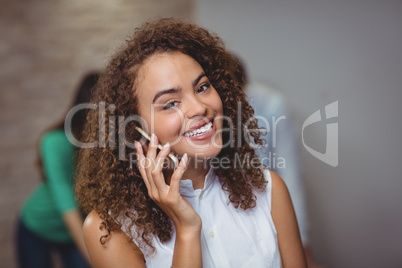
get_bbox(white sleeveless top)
[120,168,282,268]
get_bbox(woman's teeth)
[184,121,213,137]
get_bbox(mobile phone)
[135,127,179,168]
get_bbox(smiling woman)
[75,18,307,267]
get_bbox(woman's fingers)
[170,153,188,194]
[137,133,188,207]
[139,139,149,155]
[151,142,171,191]
[137,139,198,228]
[146,133,158,164]
[140,133,171,198]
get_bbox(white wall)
[195,1,402,267]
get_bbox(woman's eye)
[163,101,179,110]
[197,83,210,93]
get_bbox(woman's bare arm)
[83,210,146,268]
[270,171,307,268]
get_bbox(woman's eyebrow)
[192,72,206,87]
[152,87,182,103]
[152,72,207,103]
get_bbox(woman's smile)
[183,118,214,138]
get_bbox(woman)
[76,19,306,267]
[16,73,99,267]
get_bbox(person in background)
[16,72,100,268]
[236,57,324,268]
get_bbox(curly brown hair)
[75,18,267,253]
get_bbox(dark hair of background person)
[75,18,266,254]
[36,72,100,182]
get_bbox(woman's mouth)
[183,121,213,137]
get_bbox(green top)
[21,130,77,243]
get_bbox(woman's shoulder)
[265,169,290,204]
[256,168,289,211]
[83,210,146,267]
[267,170,287,193]
[42,129,66,140]
[41,129,71,149]
[268,170,295,222]
[83,210,106,239]
[260,168,287,190]
[83,210,130,246]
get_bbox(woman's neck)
[181,158,210,190]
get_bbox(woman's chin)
[173,138,222,159]
[188,146,222,161]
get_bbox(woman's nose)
[185,95,207,119]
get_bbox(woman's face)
[136,51,223,160]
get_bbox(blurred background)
[1,0,401,267]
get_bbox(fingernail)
[163,142,170,149]
[151,133,156,144]
[182,153,188,164]
[134,141,140,148]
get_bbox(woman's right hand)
[134,134,202,233]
